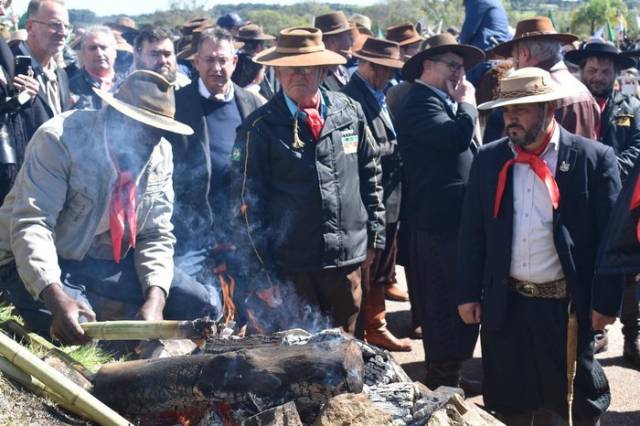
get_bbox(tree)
[570,0,627,36]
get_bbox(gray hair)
[27,0,65,18]
[197,27,235,54]
[80,25,116,50]
[516,39,562,64]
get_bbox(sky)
[9,0,378,18]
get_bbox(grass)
[0,300,117,373]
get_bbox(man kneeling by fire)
[0,71,221,346]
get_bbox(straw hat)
[385,23,423,47]
[565,39,635,70]
[236,24,275,41]
[253,27,346,67]
[489,17,578,59]
[93,70,193,135]
[352,37,404,69]
[477,67,569,110]
[313,11,353,36]
[402,33,484,81]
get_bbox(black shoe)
[593,330,608,354]
[623,338,640,368]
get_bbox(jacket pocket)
[62,189,94,223]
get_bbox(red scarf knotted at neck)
[494,122,560,218]
[629,173,640,242]
[109,161,137,264]
[301,98,324,140]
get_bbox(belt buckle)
[520,282,539,297]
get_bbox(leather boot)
[621,278,640,368]
[385,281,409,302]
[425,360,462,389]
[365,283,412,352]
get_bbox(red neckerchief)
[595,97,608,139]
[301,97,324,140]
[494,121,560,218]
[107,137,137,263]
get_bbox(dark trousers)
[0,254,221,338]
[283,265,362,335]
[482,293,610,422]
[409,229,479,361]
[397,222,421,327]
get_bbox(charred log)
[92,340,363,416]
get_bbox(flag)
[636,15,640,31]
[594,24,605,39]
[548,10,557,28]
[606,20,615,41]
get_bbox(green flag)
[548,10,557,28]
[606,20,615,41]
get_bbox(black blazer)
[342,73,402,223]
[10,44,72,142]
[457,128,623,331]
[171,80,263,251]
[395,82,478,232]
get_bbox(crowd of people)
[0,0,639,424]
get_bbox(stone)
[314,393,393,426]
[241,401,302,426]
[412,386,464,422]
[366,382,416,421]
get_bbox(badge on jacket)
[341,129,358,155]
[615,114,633,127]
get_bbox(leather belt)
[509,277,567,299]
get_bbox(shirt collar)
[283,90,327,119]
[354,71,386,106]
[19,41,56,74]
[198,77,234,102]
[414,79,455,105]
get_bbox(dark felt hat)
[402,33,485,81]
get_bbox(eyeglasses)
[279,66,319,76]
[30,19,70,33]
[431,59,464,73]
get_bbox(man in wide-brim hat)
[236,24,275,54]
[0,70,226,346]
[385,23,423,61]
[341,37,411,352]
[393,32,484,389]
[568,39,640,366]
[489,16,600,140]
[458,67,622,425]
[313,11,355,90]
[231,27,385,335]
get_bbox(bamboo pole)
[0,331,132,426]
[0,356,90,419]
[566,305,578,426]
[80,319,215,341]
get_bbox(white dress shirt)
[510,124,564,283]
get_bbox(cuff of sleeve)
[22,267,62,301]
[459,102,478,120]
[591,275,624,317]
[140,273,172,297]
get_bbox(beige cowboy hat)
[93,70,194,135]
[477,67,570,110]
[253,27,346,67]
[352,37,404,69]
[313,11,353,36]
[489,17,578,59]
[402,33,485,81]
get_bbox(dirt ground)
[0,373,87,425]
[386,266,640,426]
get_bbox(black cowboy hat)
[402,33,484,81]
[565,39,635,70]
